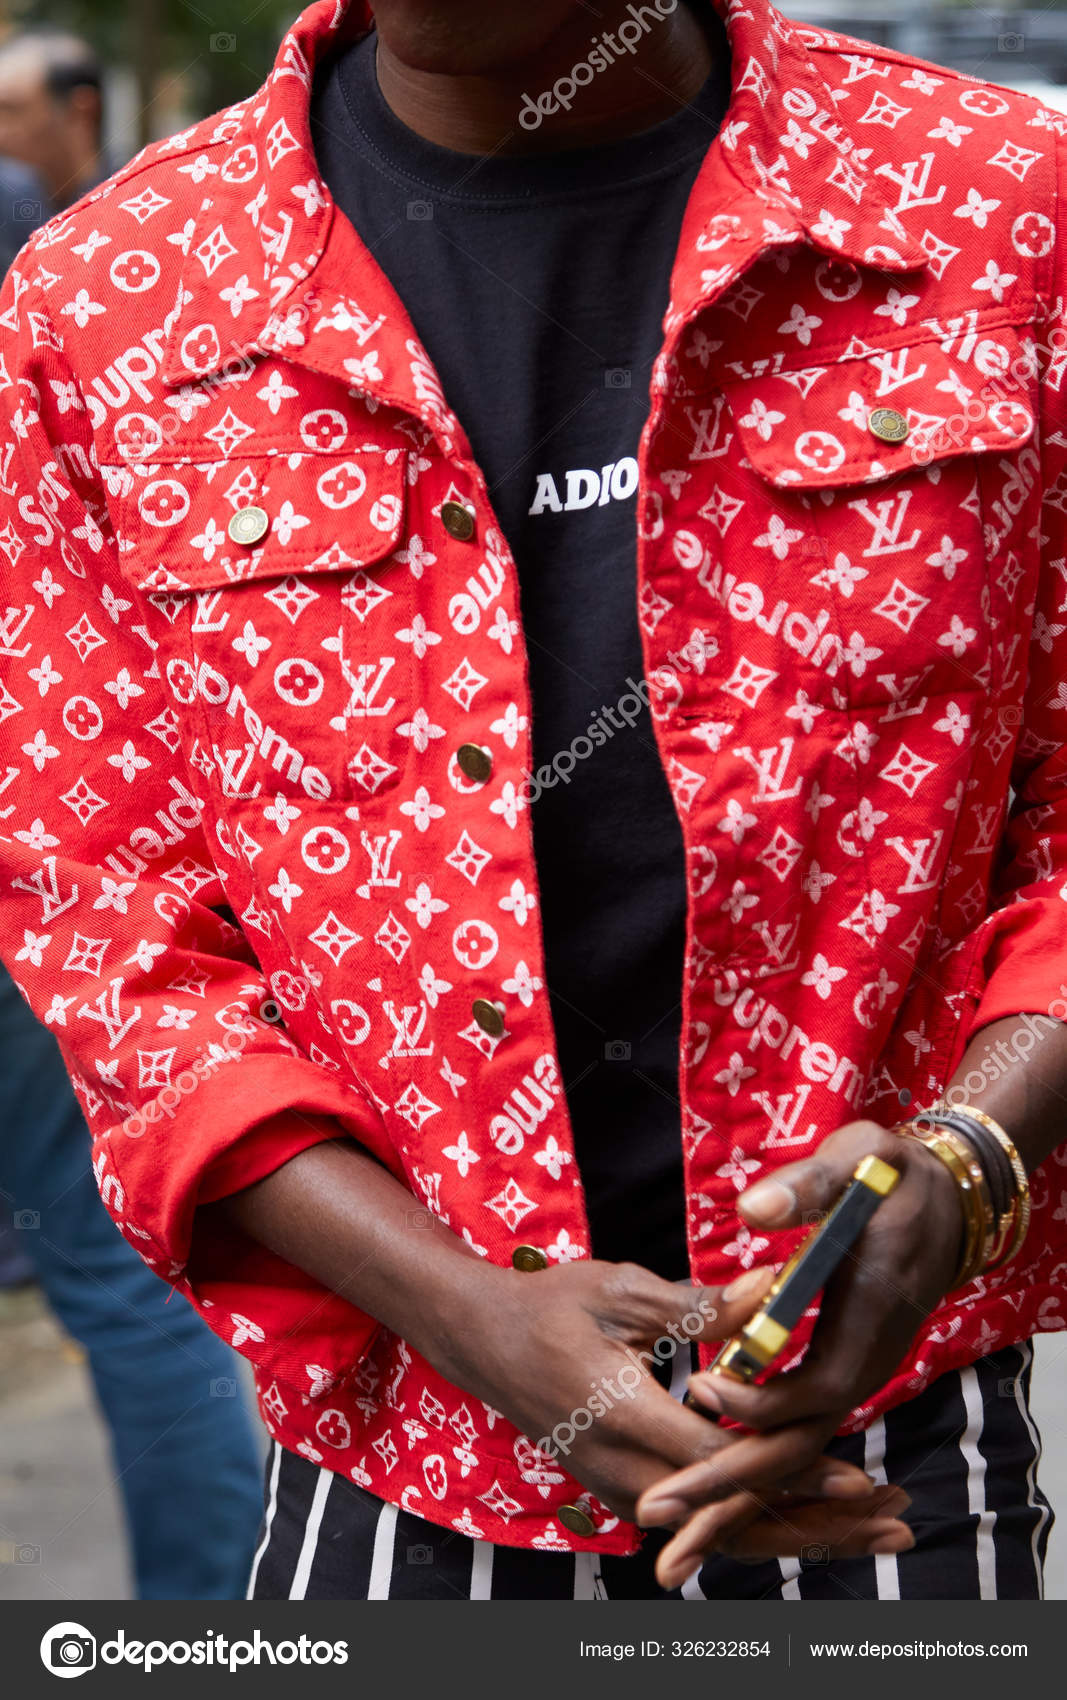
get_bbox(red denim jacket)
[2,0,1067,1553]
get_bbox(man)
[0,0,1064,1601]
[0,30,105,212]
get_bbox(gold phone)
[710,1155,901,1384]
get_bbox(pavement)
[1028,1330,1067,1595]
[0,1286,130,1601]
[2,1285,1066,1601]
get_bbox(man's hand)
[216,1140,915,1567]
[635,1118,960,1585]
[429,1254,913,1559]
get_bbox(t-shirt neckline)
[329,17,732,208]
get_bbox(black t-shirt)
[312,18,730,1279]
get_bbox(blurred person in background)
[0,30,105,212]
[0,32,103,284]
[0,35,263,1600]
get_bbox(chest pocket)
[110,448,410,808]
[720,328,1037,713]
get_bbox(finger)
[637,1442,876,1526]
[686,1483,911,1563]
[673,1266,779,1344]
[594,1261,778,1349]
[654,1491,914,1589]
[636,1417,876,1526]
[691,1354,895,1436]
[726,1506,914,1562]
[687,1354,852,1433]
[548,1358,747,1480]
[619,1374,759,1474]
[656,1507,915,1589]
[686,1258,919,1435]
[578,1442,702,1525]
[569,1427,821,1529]
[737,1120,900,1230]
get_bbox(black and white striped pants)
[248,1342,1052,1600]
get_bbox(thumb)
[672,1267,778,1344]
[737,1121,899,1231]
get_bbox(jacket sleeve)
[0,250,394,1401]
[964,130,1067,1040]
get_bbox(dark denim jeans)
[0,965,263,1598]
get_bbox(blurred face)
[0,64,63,190]
[369,0,583,75]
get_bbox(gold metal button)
[457,743,492,783]
[472,998,505,1037]
[867,407,910,445]
[228,505,270,546]
[558,1503,596,1538]
[441,499,475,541]
[512,1245,549,1273]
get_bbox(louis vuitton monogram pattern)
[2,0,1067,1552]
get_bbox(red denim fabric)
[2,0,1067,1552]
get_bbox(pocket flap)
[109,449,407,593]
[722,329,1035,490]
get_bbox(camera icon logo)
[210,31,237,52]
[604,1040,631,1061]
[407,1544,433,1564]
[40,1623,96,1679]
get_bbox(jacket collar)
[161,0,928,433]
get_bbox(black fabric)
[311,14,731,1278]
[249,1345,1053,1600]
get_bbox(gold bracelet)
[927,1124,999,1281]
[933,1102,1031,1268]
[893,1123,995,1289]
